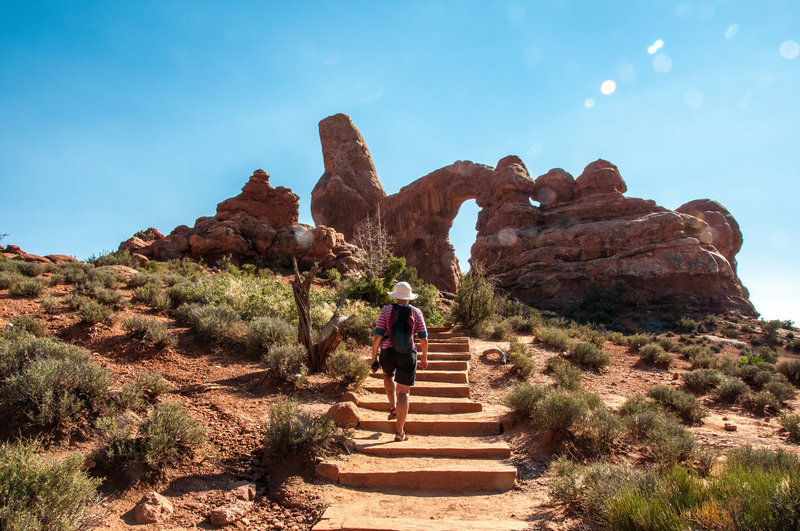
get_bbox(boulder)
[134,492,174,524]
[231,481,257,501]
[327,401,359,427]
[44,254,78,265]
[341,391,359,405]
[210,500,253,526]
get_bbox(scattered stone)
[672,373,680,380]
[327,401,359,427]
[210,500,253,526]
[134,492,174,524]
[722,416,729,421]
[483,348,507,363]
[341,391,359,405]
[231,481,257,501]
[724,423,737,432]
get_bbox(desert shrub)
[607,331,626,345]
[326,349,369,389]
[122,316,176,349]
[639,343,674,367]
[507,337,535,378]
[756,345,779,364]
[647,386,707,425]
[247,315,295,352]
[682,369,724,393]
[619,397,695,465]
[0,439,101,531]
[657,338,675,352]
[567,341,611,371]
[8,277,45,298]
[449,264,495,328]
[690,350,717,370]
[625,333,652,351]
[532,389,604,440]
[535,325,571,352]
[264,398,337,454]
[776,358,800,385]
[337,302,380,346]
[744,390,781,415]
[504,382,548,416]
[567,325,606,348]
[736,362,776,389]
[713,355,737,375]
[77,300,113,324]
[788,339,800,353]
[9,315,49,337]
[262,343,308,382]
[2,345,111,432]
[570,406,623,456]
[546,357,583,390]
[676,316,699,333]
[779,413,800,442]
[87,250,138,268]
[117,372,172,411]
[761,319,783,346]
[91,286,125,307]
[98,401,205,474]
[763,376,796,402]
[324,268,341,285]
[0,271,24,289]
[712,377,749,403]
[174,303,245,343]
[40,296,59,313]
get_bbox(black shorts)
[379,347,417,386]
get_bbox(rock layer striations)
[311,114,755,317]
[120,170,361,272]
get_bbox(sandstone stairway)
[312,327,526,531]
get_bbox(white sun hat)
[387,281,418,300]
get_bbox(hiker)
[370,281,428,442]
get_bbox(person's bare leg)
[395,383,411,436]
[383,375,396,411]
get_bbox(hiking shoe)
[394,432,408,442]
[388,409,397,420]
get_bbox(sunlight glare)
[647,39,664,54]
[725,24,739,39]
[780,40,800,59]
[294,226,313,248]
[584,98,595,109]
[600,80,616,95]
[653,54,672,73]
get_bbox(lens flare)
[725,24,739,39]
[647,39,664,54]
[653,54,672,73]
[584,97,595,108]
[600,80,616,95]
[780,40,800,59]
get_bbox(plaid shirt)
[373,303,428,350]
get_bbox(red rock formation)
[311,114,756,317]
[119,170,362,272]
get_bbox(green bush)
[473,317,514,341]
[507,337,535,378]
[657,338,675,352]
[761,319,783,346]
[174,303,245,343]
[77,300,113,325]
[619,397,695,465]
[338,302,380,346]
[763,376,796,402]
[325,268,341,285]
[756,345,779,364]
[9,315,49,337]
[40,296,60,313]
[118,371,172,411]
[712,377,749,403]
[779,413,800,442]
[546,357,583,390]
[504,382,548,416]
[0,271,25,290]
[123,316,176,349]
[87,250,138,268]
[647,385,707,425]
[262,343,308,382]
[682,369,724,393]
[744,390,780,415]
[326,349,369,389]
[532,389,604,440]
[264,398,338,454]
[9,278,45,298]
[676,316,699,333]
[0,439,101,531]
[450,264,495,328]
[535,325,571,352]
[570,406,623,457]
[736,362,776,388]
[567,341,611,371]
[777,359,800,385]
[639,343,674,367]
[625,333,653,351]
[98,401,205,474]
[247,315,296,352]
[2,345,111,432]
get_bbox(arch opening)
[449,199,480,274]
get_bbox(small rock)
[722,416,729,421]
[724,423,737,432]
[672,373,680,380]
[341,391,359,405]
[134,492,174,524]
[210,500,253,526]
[315,462,339,481]
[326,402,359,427]
[231,481,257,501]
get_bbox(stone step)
[357,410,502,436]
[357,395,482,414]
[363,381,469,398]
[426,326,456,333]
[421,360,469,370]
[426,342,470,352]
[351,432,511,459]
[313,508,527,531]
[369,370,468,384]
[316,456,517,493]
[423,352,471,361]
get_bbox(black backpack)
[388,304,415,354]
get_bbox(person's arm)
[418,337,428,370]
[371,333,383,371]
[415,307,428,369]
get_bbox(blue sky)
[1,1,798,322]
